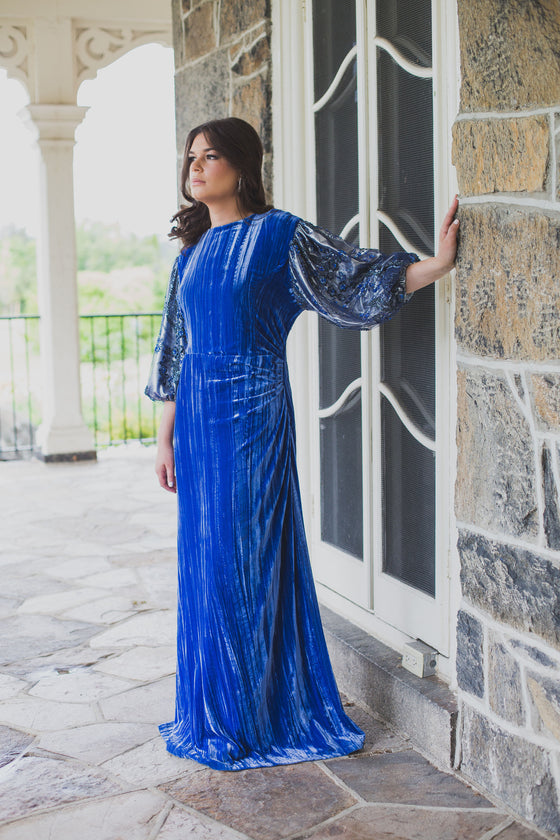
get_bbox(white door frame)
[271,0,459,680]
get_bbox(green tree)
[0,228,37,314]
[0,223,176,316]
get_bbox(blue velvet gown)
[145,208,418,771]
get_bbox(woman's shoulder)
[256,208,301,241]
[255,207,297,223]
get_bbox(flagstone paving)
[0,446,555,839]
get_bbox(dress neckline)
[208,209,275,233]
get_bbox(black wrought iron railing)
[0,314,40,458]
[0,312,162,459]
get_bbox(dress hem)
[158,721,365,772]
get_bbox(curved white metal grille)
[378,382,435,451]
[340,213,360,241]
[376,210,430,261]
[318,377,362,419]
[400,380,435,431]
[374,36,432,79]
[313,45,357,112]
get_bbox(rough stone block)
[229,21,266,62]
[220,0,268,44]
[531,374,560,433]
[184,3,216,61]
[452,117,549,195]
[263,151,273,203]
[231,31,270,76]
[542,443,560,550]
[171,0,185,69]
[527,673,560,742]
[456,367,538,538]
[458,529,560,648]
[455,205,560,361]
[457,0,560,111]
[557,114,560,201]
[456,610,484,698]
[232,72,271,152]
[510,640,559,670]
[460,704,560,834]
[174,50,229,144]
[487,633,524,726]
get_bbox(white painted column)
[21,104,95,460]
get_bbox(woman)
[146,117,459,771]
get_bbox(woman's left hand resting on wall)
[405,195,459,294]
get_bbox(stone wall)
[453,1,560,832]
[171,0,272,197]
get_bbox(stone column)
[21,104,95,461]
[452,2,560,833]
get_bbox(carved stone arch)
[0,22,31,94]
[73,22,173,92]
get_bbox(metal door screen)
[312,0,436,595]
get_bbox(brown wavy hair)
[169,117,273,248]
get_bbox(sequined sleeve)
[288,219,419,328]
[144,254,188,402]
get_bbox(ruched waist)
[182,352,287,378]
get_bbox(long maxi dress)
[145,208,418,771]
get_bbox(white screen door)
[307,0,453,655]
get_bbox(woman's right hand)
[156,442,176,493]
[155,401,177,493]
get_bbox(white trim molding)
[0,22,30,88]
[73,21,172,90]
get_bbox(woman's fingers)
[435,196,459,270]
[157,461,177,493]
[439,196,459,241]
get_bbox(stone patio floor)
[0,446,555,840]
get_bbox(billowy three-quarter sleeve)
[145,254,188,401]
[288,219,419,328]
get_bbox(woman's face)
[187,133,239,206]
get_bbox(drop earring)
[237,176,243,193]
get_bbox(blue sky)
[0,43,177,239]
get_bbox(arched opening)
[0,43,177,457]
[75,43,177,449]
[75,43,176,240]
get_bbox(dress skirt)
[159,351,364,770]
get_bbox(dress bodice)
[145,208,418,402]
[178,210,300,358]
